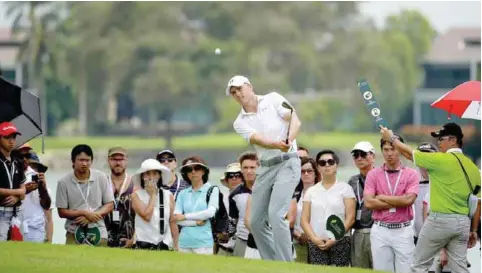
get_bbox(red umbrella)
[431,81,481,120]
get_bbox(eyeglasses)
[184,165,203,173]
[318,159,336,167]
[226,173,242,179]
[352,151,368,159]
[158,158,175,164]
[301,169,314,174]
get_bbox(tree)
[6,1,65,135]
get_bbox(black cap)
[156,149,176,160]
[430,123,464,139]
[417,142,438,153]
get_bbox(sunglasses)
[184,165,203,173]
[158,158,175,164]
[437,136,453,142]
[226,172,242,179]
[318,159,336,167]
[301,169,314,174]
[352,151,368,159]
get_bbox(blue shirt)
[175,182,219,249]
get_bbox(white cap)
[132,159,172,188]
[351,141,375,154]
[225,75,251,96]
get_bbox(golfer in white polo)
[227,75,302,261]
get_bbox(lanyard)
[1,159,15,189]
[356,176,363,207]
[110,174,129,210]
[76,182,91,210]
[384,170,403,196]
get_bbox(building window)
[477,62,481,81]
[423,64,470,89]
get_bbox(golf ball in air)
[215,48,221,55]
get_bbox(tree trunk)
[148,106,157,127]
[27,4,36,91]
[107,93,117,124]
[39,76,48,136]
[106,86,118,124]
[78,70,87,136]
[165,115,173,149]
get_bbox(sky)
[0,1,480,33]
[359,1,481,33]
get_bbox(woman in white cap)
[173,156,220,255]
[131,159,179,250]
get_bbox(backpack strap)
[159,189,165,235]
[451,153,474,193]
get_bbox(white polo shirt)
[233,92,297,161]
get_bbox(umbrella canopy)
[431,81,481,120]
[0,77,43,148]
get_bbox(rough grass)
[0,242,383,273]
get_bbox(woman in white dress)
[131,159,179,250]
[301,150,356,266]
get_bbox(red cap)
[0,122,21,137]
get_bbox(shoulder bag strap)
[206,186,214,205]
[451,153,474,193]
[159,190,165,235]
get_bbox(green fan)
[74,225,101,246]
[326,214,346,241]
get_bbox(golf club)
[281,101,294,144]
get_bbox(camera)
[31,174,40,184]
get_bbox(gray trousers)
[351,229,373,269]
[250,156,300,261]
[233,237,247,257]
[411,213,470,273]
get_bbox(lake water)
[44,167,480,272]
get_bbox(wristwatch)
[390,135,399,143]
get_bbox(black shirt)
[104,182,135,247]
[0,153,25,205]
[347,173,374,229]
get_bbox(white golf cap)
[225,75,251,96]
[351,141,375,154]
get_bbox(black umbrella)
[0,76,43,150]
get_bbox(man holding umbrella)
[0,122,26,241]
[379,122,481,273]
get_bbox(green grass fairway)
[29,132,394,151]
[0,242,381,273]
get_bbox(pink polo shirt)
[364,164,419,223]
